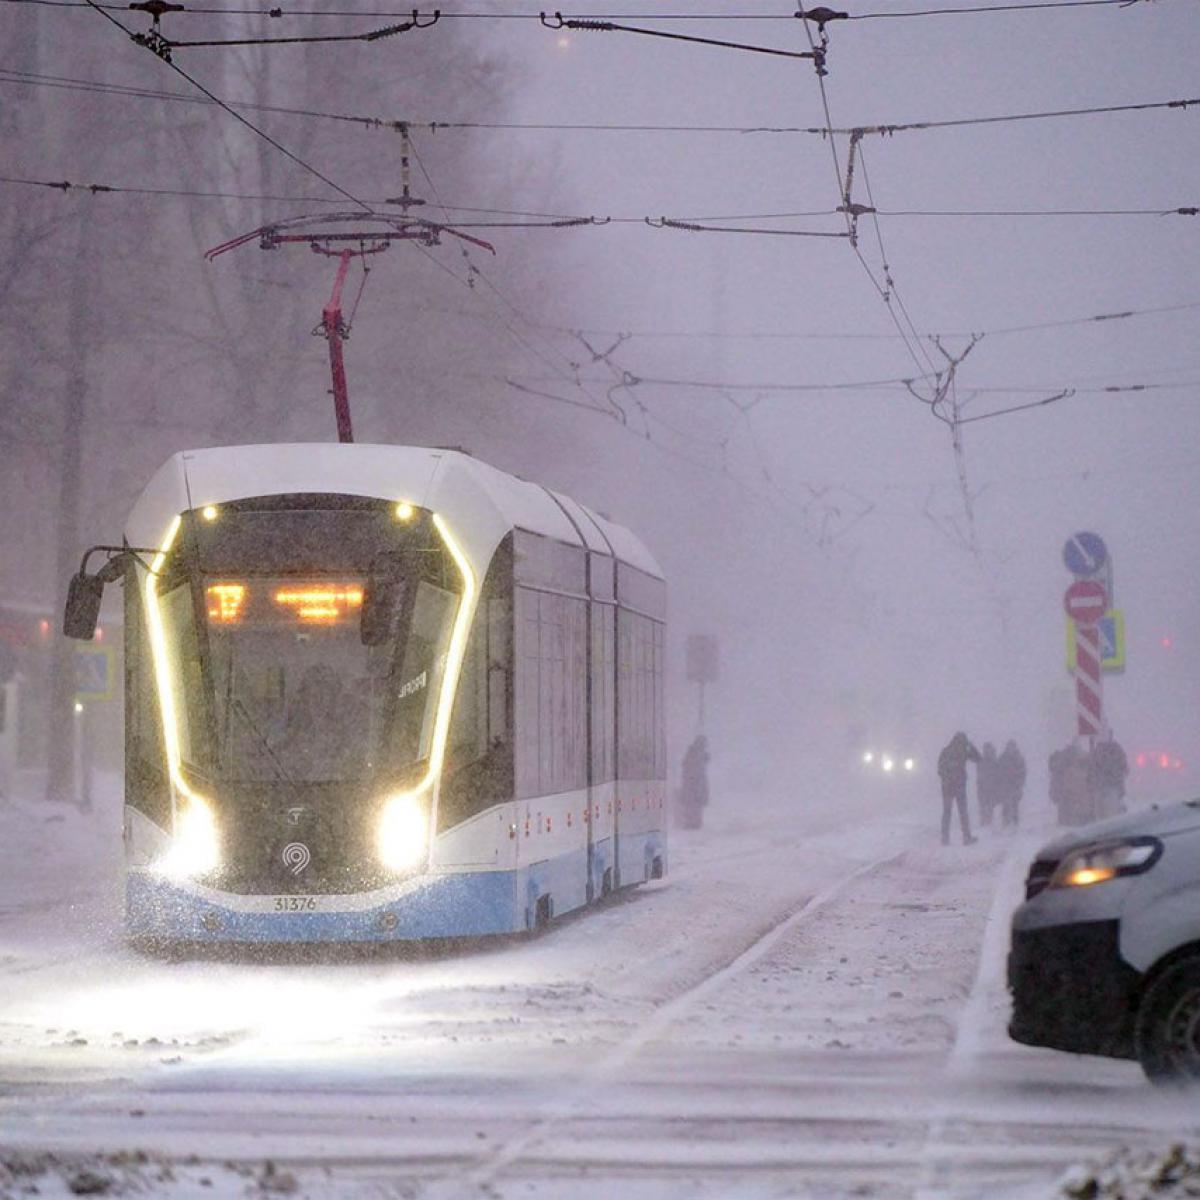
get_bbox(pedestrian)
[937,731,981,846]
[1089,733,1128,820]
[677,734,710,830]
[1052,742,1092,825]
[977,742,1000,828]
[998,738,1027,829]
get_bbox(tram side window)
[590,602,616,787]
[125,576,170,827]
[617,609,665,782]
[439,597,513,831]
[515,587,587,800]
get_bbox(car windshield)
[153,501,459,785]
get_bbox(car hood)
[1035,798,1200,861]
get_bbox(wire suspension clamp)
[128,0,183,60]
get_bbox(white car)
[1008,798,1200,1083]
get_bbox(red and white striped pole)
[1075,622,1103,738]
[1064,578,1108,743]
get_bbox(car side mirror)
[63,572,104,640]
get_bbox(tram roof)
[125,444,663,580]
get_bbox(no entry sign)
[1064,579,1108,626]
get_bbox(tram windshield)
[153,501,460,786]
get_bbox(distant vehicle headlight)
[1050,837,1163,889]
[378,794,428,873]
[881,756,894,772]
[157,795,220,879]
[862,750,875,764]
[903,758,915,772]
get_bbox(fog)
[2,0,1199,1193]
[5,0,1198,796]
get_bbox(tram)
[63,444,667,943]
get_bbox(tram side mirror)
[63,572,104,641]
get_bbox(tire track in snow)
[911,834,1033,1199]
[422,848,906,1199]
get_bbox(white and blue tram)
[65,444,667,943]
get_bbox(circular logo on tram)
[282,842,311,876]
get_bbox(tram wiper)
[362,551,411,646]
[229,696,294,784]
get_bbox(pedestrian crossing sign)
[1066,609,1125,673]
[75,645,115,701]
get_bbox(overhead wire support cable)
[164,9,439,47]
[539,11,827,66]
[645,216,846,237]
[955,390,1075,425]
[845,0,1157,17]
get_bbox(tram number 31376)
[274,896,318,912]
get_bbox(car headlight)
[378,794,428,872]
[158,795,220,878]
[903,758,915,772]
[1050,837,1163,889]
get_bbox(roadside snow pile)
[1060,1143,1200,1199]
[0,1150,308,1198]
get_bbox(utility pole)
[44,212,91,804]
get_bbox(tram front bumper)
[126,868,521,944]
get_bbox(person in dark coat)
[976,742,1000,828]
[998,739,1027,829]
[937,731,981,846]
[677,734,710,830]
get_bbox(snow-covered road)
[1,777,1196,1199]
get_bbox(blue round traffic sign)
[1063,531,1108,577]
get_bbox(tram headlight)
[158,796,220,879]
[378,794,428,873]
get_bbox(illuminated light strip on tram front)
[144,514,219,876]
[377,512,477,872]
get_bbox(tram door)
[587,553,617,900]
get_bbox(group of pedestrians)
[936,731,1026,846]
[1049,735,1128,826]
[978,740,1028,830]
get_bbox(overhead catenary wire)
[2,69,1194,139]
[793,12,938,383]
[519,297,1200,341]
[11,153,1190,347]
[75,0,374,211]
[4,173,1196,225]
